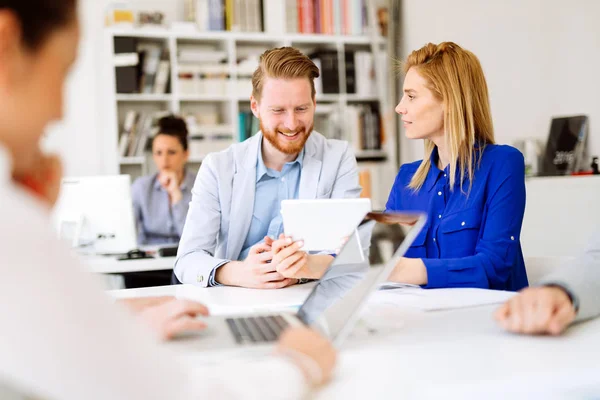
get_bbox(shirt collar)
[424,147,447,192]
[256,138,305,182]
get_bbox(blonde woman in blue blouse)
[386,42,528,291]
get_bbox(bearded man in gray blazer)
[174,47,362,288]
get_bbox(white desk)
[110,284,600,398]
[81,255,176,274]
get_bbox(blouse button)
[461,221,466,226]
[437,191,442,196]
[438,214,442,219]
[511,236,515,241]
[433,238,436,242]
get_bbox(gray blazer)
[174,131,362,286]
[540,229,600,323]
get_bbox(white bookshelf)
[102,1,396,208]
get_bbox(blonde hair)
[403,42,495,193]
[252,47,320,102]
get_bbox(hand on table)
[268,235,335,280]
[276,327,336,386]
[387,257,427,286]
[121,296,210,340]
[494,286,576,335]
[215,242,296,289]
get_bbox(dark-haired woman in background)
[132,114,195,246]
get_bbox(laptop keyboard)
[226,315,290,344]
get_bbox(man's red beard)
[260,120,313,155]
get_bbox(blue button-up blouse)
[386,144,529,291]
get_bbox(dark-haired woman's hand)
[158,170,183,205]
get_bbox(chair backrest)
[522,175,600,258]
[524,256,575,285]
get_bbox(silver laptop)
[171,211,426,352]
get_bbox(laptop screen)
[295,211,426,344]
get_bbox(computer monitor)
[52,175,137,254]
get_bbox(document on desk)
[175,283,315,316]
[370,287,516,312]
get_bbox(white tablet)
[280,198,372,252]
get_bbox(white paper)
[369,287,516,312]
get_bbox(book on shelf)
[177,46,229,96]
[183,0,373,35]
[114,38,170,95]
[153,60,170,94]
[354,51,376,97]
[309,50,380,96]
[285,0,298,33]
[344,104,383,153]
[138,43,164,94]
[118,111,166,157]
[263,0,285,34]
[184,0,263,32]
[358,167,372,199]
[293,0,367,34]
[311,51,339,93]
[238,111,259,142]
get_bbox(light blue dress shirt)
[131,169,196,246]
[208,143,304,286]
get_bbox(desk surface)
[83,255,176,274]
[111,285,600,398]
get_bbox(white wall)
[42,0,106,176]
[398,0,600,164]
[522,176,600,257]
[43,0,184,177]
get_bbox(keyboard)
[226,315,290,344]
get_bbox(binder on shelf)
[153,60,170,94]
[311,51,339,94]
[114,37,139,94]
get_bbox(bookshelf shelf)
[116,94,172,102]
[189,124,234,136]
[355,150,388,160]
[119,156,146,165]
[346,94,379,102]
[107,27,385,46]
[316,94,341,102]
[179,94,230,102]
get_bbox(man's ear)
[250,95,260,119]
[0,10,22,91]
